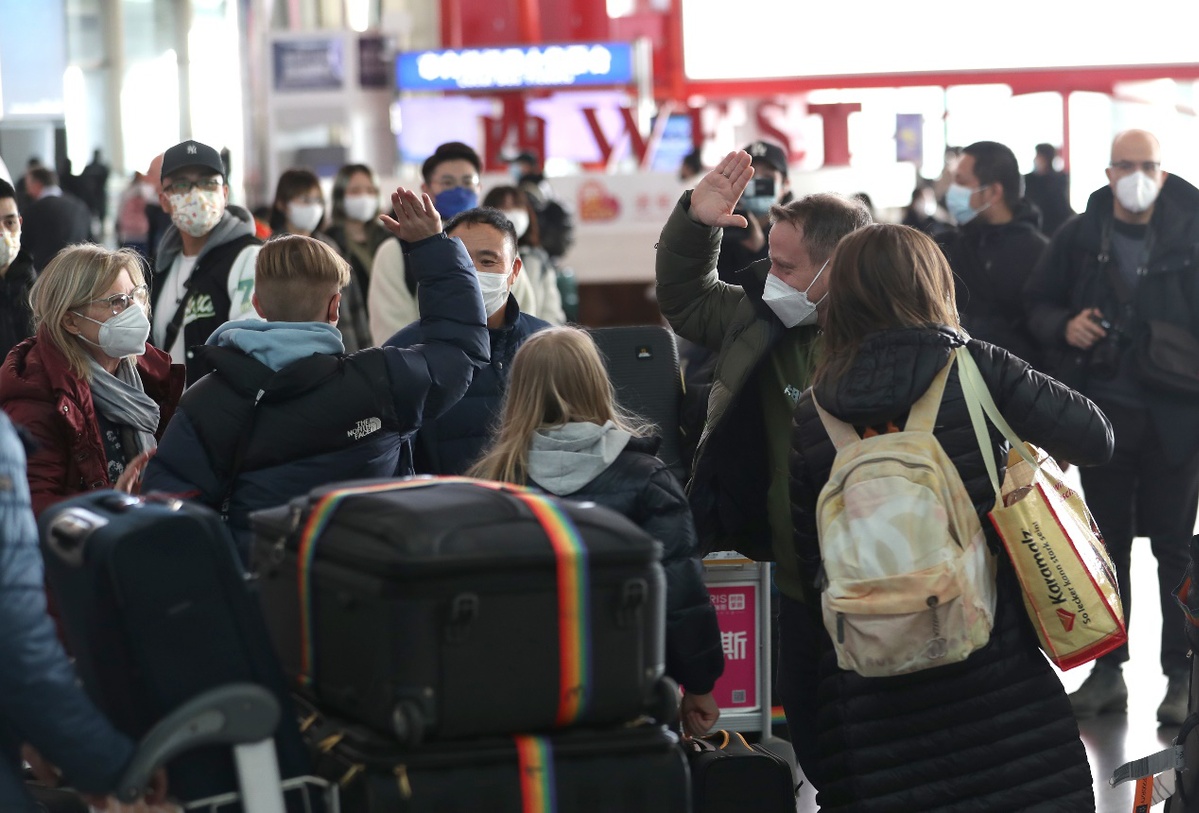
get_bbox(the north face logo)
[347,417,382,441]
[1056,608,1076,632]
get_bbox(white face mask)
[945,183,989,225]
[502,209,530,239]
[343,194,378,223]
[168,189,225,238]
[73,303,151,359]
[1114,170,1160,214]
[0,230,20,268]
[761,259,828,328]
[477,270,512,317]
[288,202,324,234]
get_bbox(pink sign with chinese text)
[708,583,758,711]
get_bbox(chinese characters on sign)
[708,583,758,711]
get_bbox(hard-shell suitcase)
[38,491,315,808]
[250,478,675,745]
[685,729,798,813]
[588,325,686,479]
[300,699,689,813]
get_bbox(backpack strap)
[813,355,954,446]
[903,355,956,433]
[812,396,862,451]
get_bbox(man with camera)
[714,140,791,283]
[1025,129,1199,725]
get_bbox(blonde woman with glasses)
[0,244,183,516]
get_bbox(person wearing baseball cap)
[716,139,792,283]
[152,139,262,385]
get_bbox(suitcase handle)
[114,683,280,803]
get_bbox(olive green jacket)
[655,191,820,579]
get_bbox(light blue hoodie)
[206,319,345,371]
[526,421,632,496]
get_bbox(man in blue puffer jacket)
[387,206,551,475]
[0,411,167,811]
[143,191,488,555]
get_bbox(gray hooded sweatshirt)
[525,421,632,496]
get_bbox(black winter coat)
[789,326,1112,813]
[0,251,36,362]
[939,201,1048,367]
[388,297,550,475]
[531,437,724,695]
[1023,175,1199,466]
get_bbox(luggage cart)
[702,552,773,739]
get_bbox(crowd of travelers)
[0,127,1193,812]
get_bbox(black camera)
[745,177,777,200]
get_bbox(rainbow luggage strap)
[514,735,558,813]
[295,477,593,727]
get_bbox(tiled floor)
[794,472,1199,813]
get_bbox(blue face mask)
[434,187,479,219]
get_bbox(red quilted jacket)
[0,328,183,516]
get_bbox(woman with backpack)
[785,224,1113,811]
[470,326,725,738]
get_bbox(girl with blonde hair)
[471,326,724,737]
[0,244,183,514]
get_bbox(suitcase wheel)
[391,699,425,747]
[648,675,680,725]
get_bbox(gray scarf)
[86,356,160,456]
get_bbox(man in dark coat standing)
[0,181,37,362]
[939,140,1048,367]
[1024,143,1074,237]
[20,167,93,269]
[1025,128,1199,725]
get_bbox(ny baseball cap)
[743,140,788,177]
[161,140,225,180]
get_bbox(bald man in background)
[1025,129,1199,725]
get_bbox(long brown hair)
[816,224,961,386]
[468,327,650,485]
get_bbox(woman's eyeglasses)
[82,285,149,316]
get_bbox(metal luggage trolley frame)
[701,552,774,739]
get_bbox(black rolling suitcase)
[38,490,314,808]
[588,325,686,479]
[251,477,675,745]
[299,699,690,813]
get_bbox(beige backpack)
[813,355,996,677]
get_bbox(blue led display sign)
[396,42,635,92]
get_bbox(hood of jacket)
[811,325,967,428]
[155,205,256,273]
[527,421,634,495]
[207,319,345,371]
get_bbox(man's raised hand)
[689,151,755,229]
[380,187,443,242]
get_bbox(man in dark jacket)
[939,140,1048,367]
[0,181,36,361]
[387,206,550,475]
[142,209,488,556]
[151,140,262,385]
[20,167,93,269]
[1025,142,1074,237]
[715,140,790,283]
[1025,128,1199,725]
[0,411,166,811]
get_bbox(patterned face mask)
[0,230,19,267]
[168,188,225,237]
